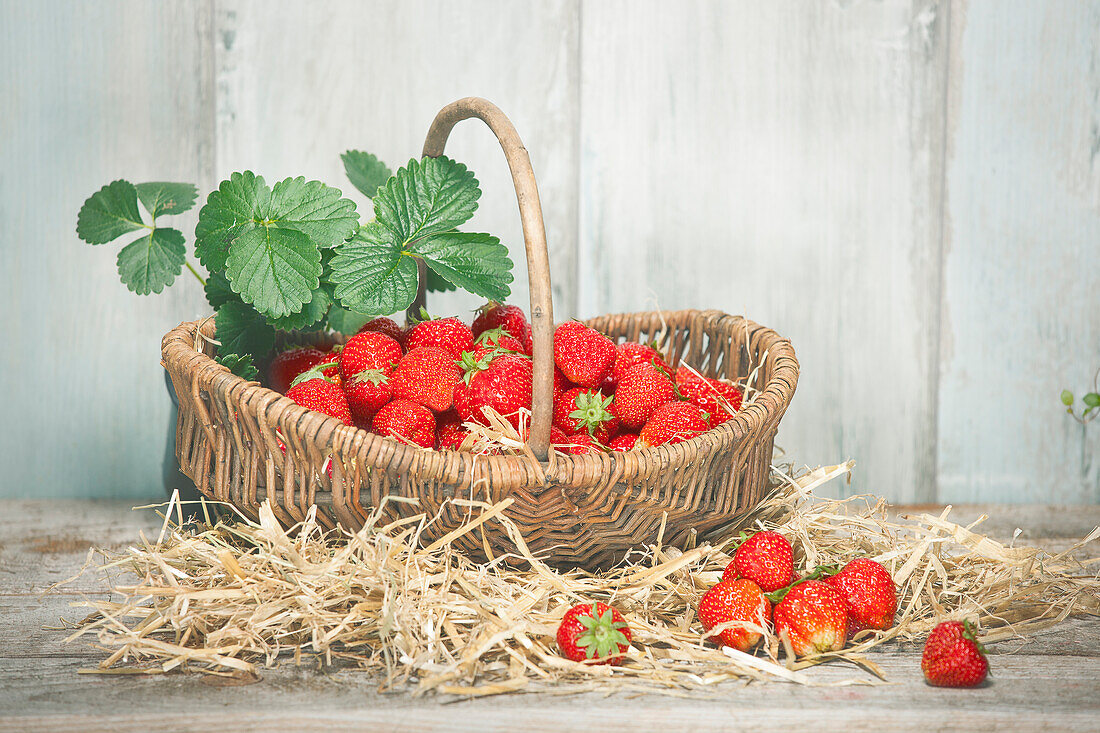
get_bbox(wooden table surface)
[2,499,1098,733]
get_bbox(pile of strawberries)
[555,530,990,688]
[265,302,744,453]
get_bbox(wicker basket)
[161,97,799,569]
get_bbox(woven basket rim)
[161,308,798,484]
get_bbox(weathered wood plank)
[213,0,580,319]
[577,0,950,502]
[0,0,214,500]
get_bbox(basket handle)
[410,97,555,460]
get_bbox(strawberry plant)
[77,151,514,380]
[1061,367,1099,425]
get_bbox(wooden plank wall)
[0,0,1096,503]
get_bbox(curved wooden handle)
[413,97,555,460]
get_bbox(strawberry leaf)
[215,301,276,357]
[341,150,392,199]
[326,306,377,335]
[268,177,359,249]
[77,180,145,244]
[413,231,513,302]
[216,353,259,381]
[373,156,480,245]
[203,271,236,310]
[116,227,186,295]
[225,226,322,319]
[329,222,419,315]
[426,267,457,293]
[194,171,269,273]
[267,286,331,331]
[135,182,198,218]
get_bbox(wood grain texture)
[937,0,1100,504]
[577,0,950,502]
[212,0,580,319]
[0,0,214,499]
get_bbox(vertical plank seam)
[573,0,585,319]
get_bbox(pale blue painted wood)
[937,0,1100,503]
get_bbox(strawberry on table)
[553,321,616,388]
[556,602,632,665]
[824,558,898,634]
[356,316,406,346]
[453,353,533,430]
[338,331,403,382]
[390,347,462,413]
[285,364,353,426]
[268,346,326,394]
[676,367,743,427]
[637,401,710,447]
[726,531,795,593]
[553,388,620,443]
[772,580,849,656]
[372,399,436,448]
[921,620,989,688]
[614,362,679,430]
[698,578,772,652]
[405,315,474,359]
[472,301,532,354]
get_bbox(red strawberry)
[472,302,532,354]
[637,401,710,448]
[561,432,603,455]
[553,322,616,388]
[553,388,620,443]
[698,578,772,652]
[614,362,678,429]
[824,558,898,634]
[921,620,989,688]
[390,347,462,412]
[372,399,436,448]
[772,581,848,656]
[603,342,671,392]
[268,346,326,394]
[453,354,533,429]
[355,316,406,345]
[548,425,571,447]
[435,412,468,451]
[608,433,639,451]
[317,351,342,388]
[405,316,474,358]
[556,602,631,665]
[474,326,526,355]
[553,367,571,399]
[285,364,353,426]
[344,369,392,428]
[677,367,743,426]
[729,531,794,593]
[338,331,403,382]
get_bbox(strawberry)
[553,388,620,443]
[268,346,326,394]
[285,364,353,426]
[355,316,406,345]
[453,353,533,429]
[698,578,772,652]
[472,302,532,354]
[614,362,678,429]
[317,351,342,388]
[389,347,462,413]
[824,558,898,634]
[405,316,474,358]
[921,620,989,688]
[677,367,743,426]
[637,401,710,447]
[338,331,403,382]
[772,580,848,656]
[344,369,392,428]
[603,342,671,392]
[548,425,571,447]
[372,399,436,448]
[435,412,468,451]
[553,321,616,388]
[561,432,603,455]
[556,602,631,665]
[608,433,639,451]
[727,531,794,593]
[553,367,571,399]
[474,326,526,355]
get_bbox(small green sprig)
[1061,367,1099,425]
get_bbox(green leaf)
[116,227,186,295]
[269,177,359,248]
[341,150,392,199]
[426,267,457,293]
[326,306,377,334]
[203,271,237,310]
[329,222,418,315]
[217,353,259,381]
[373,156,480,245]
[135,182,198,218]
[1083,393,1100,408]
[226,226,322,319]
[77,180,145,244]
[1061,390,1075,406]
[194,171,268,272]
[267,286,332,331]
[215,301,276,357]
[413,231,513,302]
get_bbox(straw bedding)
[58,461,1100,696]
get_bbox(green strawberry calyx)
[475,326,519,352]
[457,349,497,384]
[289,362,338,389]
[569,391,615,436]
[350,368,388,387]
[574,604,630,661]
[961,619,989,657]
